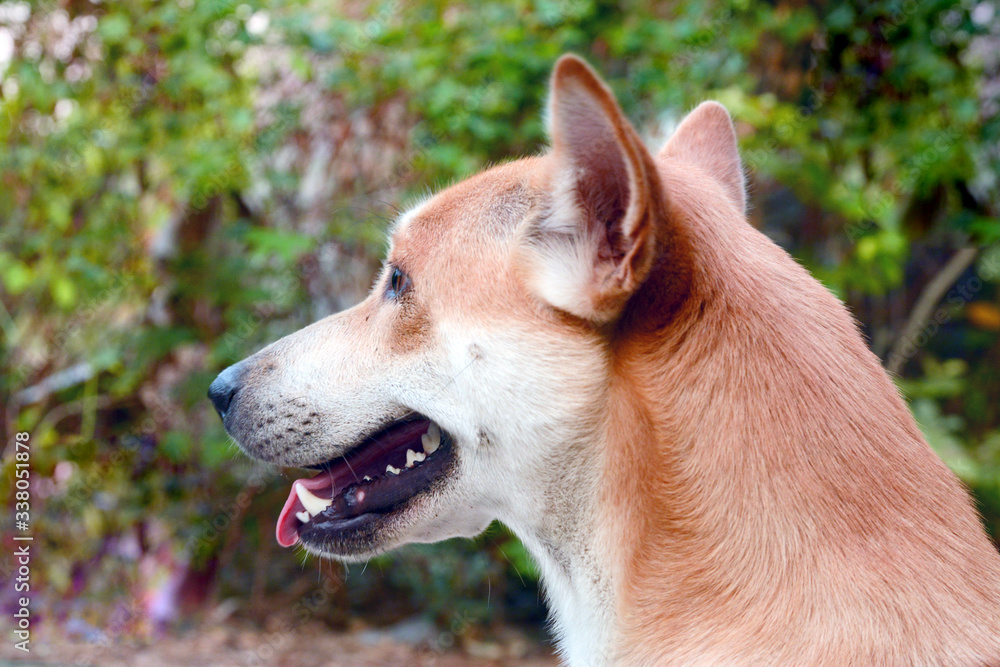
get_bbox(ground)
[0,615,558,666]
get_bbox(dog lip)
[275,416,451,548]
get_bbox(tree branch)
[886,246,979,375]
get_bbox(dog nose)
[208,363,242,420]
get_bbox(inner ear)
[550,89,631,240]
[518,55,659,324]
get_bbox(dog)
[209,55,1000,665]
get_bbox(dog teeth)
[386,465,400,475]
[363,475,372,481]
[406,449,426,468]
[421,423,441,454]
[295,482,333,517]
[295,510,310,524]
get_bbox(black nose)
[208,363,242,420]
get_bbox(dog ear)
[660,101,745,214]
[518,54,662,324]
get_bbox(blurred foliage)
[0,0,998,642]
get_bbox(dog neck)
[497,374,664,665]
[499,221,702,664]
[502,437,619,666]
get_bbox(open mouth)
[275,416,453,548]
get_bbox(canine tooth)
[363,475,372,481]
[421,423,441,454]
[386,465,400,475]
[295,510,310,524]
[295,483,333,516]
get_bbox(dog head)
[209,54,743,561]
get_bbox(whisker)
[339,455,361,486]
[495,538,527,587]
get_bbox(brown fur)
[565,62,1000,664]
[609,156,1000,663]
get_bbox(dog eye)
[387,266,411,299]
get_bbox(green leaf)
[98,14,131,45]
[1,259,32,295]
[50,275,78,309]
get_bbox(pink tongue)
[276,473,335,547]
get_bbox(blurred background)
[1,0,999,664]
